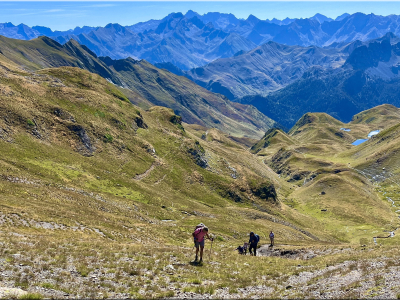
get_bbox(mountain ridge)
[0,34,277,139]
[3,12,400,70]
[238,34,400,128]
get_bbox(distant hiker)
[243,242,249,255]
[269,231,275,246]
[248,232,260,256]
[192,224,213,263]
[236,245,245,255]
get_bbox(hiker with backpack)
[192,223,213,263]
[236,245,245,255]
[269,231,275,246]
[248,232,260,256]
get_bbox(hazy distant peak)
[171,12,184,19]
[246,14,260,25]
[380,32,398,41]
[310,13,333,23]
[185,10,200,19]
[267,17,297,25]
[105,23,126,30]
[335,13,350,21]
[32,25,53,35]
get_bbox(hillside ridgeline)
[0,35,277,139]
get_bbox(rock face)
[68,125,95,156]
[187,141,208,168]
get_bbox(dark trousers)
[249,243,257,256]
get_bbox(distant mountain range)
[2,10,400,133]
[0,22,97,40]
[238,33,400,128]
[0,35,277,138]
[185,41,348,99]
[2,12,400,70]
[54,14,257,70]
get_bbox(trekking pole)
[209,238,214,260]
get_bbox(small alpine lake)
[351,130,381,146]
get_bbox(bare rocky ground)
[174,256,400,299]
[0,236,399,299]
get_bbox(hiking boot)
[199,258,203,263]
[194,256,198,262]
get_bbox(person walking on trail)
[269,231,275,246]
[193,225,213,263]
[248,232,260,256]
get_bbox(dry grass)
[1,52,400,299]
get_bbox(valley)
[0,4,400,299]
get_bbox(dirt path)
[134,160,161,180]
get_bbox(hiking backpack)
[193,223,205,238]
[195,223,205,230]
[255,234,260,243]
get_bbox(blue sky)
[1,1,400,31]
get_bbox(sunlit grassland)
[1,57,400,298]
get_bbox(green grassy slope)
[250,128,295,155]
[251,108,400,244]
[0,35,278,139]
[0,50,400,299]
[0,57,353,298]
[103,58,278,139]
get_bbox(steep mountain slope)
[0,57,365,298]
[241,35,400,128]
[187,41,348,99]
[100,57,278,138]
[0,35,277,139]
[0,36,120,83]
[33,25,98,37]
[351,104,400,125]
[1,45,400,299]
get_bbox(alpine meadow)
[1,2,400,299]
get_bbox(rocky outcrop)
[187,141,207,168]
[67,124,95,156]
